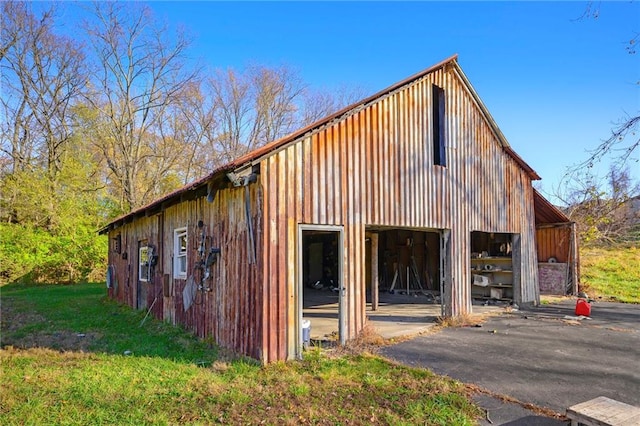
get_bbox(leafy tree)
[0,1,364,284]
[0,135,108,284]
[0,2,106,284]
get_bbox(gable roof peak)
[100,54,540,233]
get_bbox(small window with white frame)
[139,245,150,282]
[174,227,188,279]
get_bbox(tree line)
[0,2,361,284]
[1,2,636,284]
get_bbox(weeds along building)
[99,55,578,363]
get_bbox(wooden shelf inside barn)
[471,257,513,300]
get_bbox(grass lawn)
[580,246,640,303]
[0,283,481,425]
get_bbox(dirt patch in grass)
[0,303,46,334]
[1,300,101,352]
[1,283,482,425]
[7,330,102,352]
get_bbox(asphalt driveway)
[381,301,640,425]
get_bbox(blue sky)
[64,1,640,202]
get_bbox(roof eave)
[99,54,544,232]
[231,54,462,168]
[534,189,571,224]
[99,55,463,233]
[450,62,541,181]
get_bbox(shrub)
[0,223,106,285]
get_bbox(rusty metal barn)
[100,55,578,363]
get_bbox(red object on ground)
[575,298,591,317]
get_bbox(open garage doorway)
[365,228,444,338]
[298,226,344,352]
[470,231,520,306]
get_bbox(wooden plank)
[311,133,320,223]
[318,131,326,224]
[261,163,270,363]
[567,396,640,426]
[302,138,311,223]
[267,157,279,362]
[286,147,297,359]
[332,125,342,224]
[366,106,373,224]
[346,115,355,339]
[276,151,288,361]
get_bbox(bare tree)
[579,114,640,169]
[1,1,86,177]
[157,80,218,183]
[83,2,198,211]
[206,65,306,164]
[556,166,640,246]
[249,65,304,145]
[299,84,369,126]
[204,65,367,166]
[573,1,639,169]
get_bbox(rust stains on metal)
[536,225,571,263]
[99,54,539,236]
[104,55,564,363]
[534,189,571,225]
[259,61,541,351]
[107,184,263,360]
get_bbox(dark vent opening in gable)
[432,84,446,166]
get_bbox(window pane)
[179,234,187,254]
[174,228,188,278]
[140,247,148,264]
[139,246,149,281]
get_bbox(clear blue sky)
[65,1,640,202]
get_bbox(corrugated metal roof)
[534,189,571,224]
[100,54,541,233]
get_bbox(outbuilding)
[100,55,578,363]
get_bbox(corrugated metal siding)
[536,226,571,263]
[108,184,263,360]
[534,190,571,224]
[260,65,539,360]
[107,215,159,310]
[536,223,578,295]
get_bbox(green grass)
[1,283,217,363]
[580,246,640,303]
[1,283,481,425]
